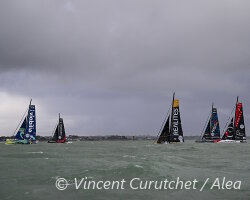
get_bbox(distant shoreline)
[0,135,199,142]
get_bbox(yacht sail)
[210,106,220,139]
[156,116,170,144]
[218,97,246,143]
[221,118,234,140]
[15,118,27,141]
[48,113,67,143]
[170,95,184,143]
[156,93,184,144]
[197,104,220,142]
[25,104,36,141]
[5,99,36,144]
[234,101,246,141]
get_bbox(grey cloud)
[0,0,249,136]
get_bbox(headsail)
[221,118,234,140]
[156,115,170,144]
[53,124,59,141]
[202,120,211,141]
[15,118,27,140]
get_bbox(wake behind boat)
[195,103,220,143]
[216,96,246,143]
[5,99,37,145]
[156,92,184,144]
[48,113,67,143]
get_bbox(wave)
[27,151,44,154]
[123,155,136,158]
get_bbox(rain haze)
[0,0,249,136]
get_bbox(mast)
[233,96,239,140]
[170,92,175,142]
[27,99,32,129]
[210,103,213,135]
[59,113,60,134]
[25,99,32,139]
[234,96,239,126]
[59,113,61,139]
[234,96,246,141]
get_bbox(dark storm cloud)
[0,0,250,135]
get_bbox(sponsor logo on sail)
[173,100,179,108]
[28,111,35,133]
[235,103,242,128]
[172,108,179,136]
[178,136,183,142]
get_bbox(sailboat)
[5,99,36,144]
[196,103,220,143]
[217,97,246,143]
[156,93,184,144]
[48,113,67,143]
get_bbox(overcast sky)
[0,0,249,136]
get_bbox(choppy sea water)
[0,140,250,200]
